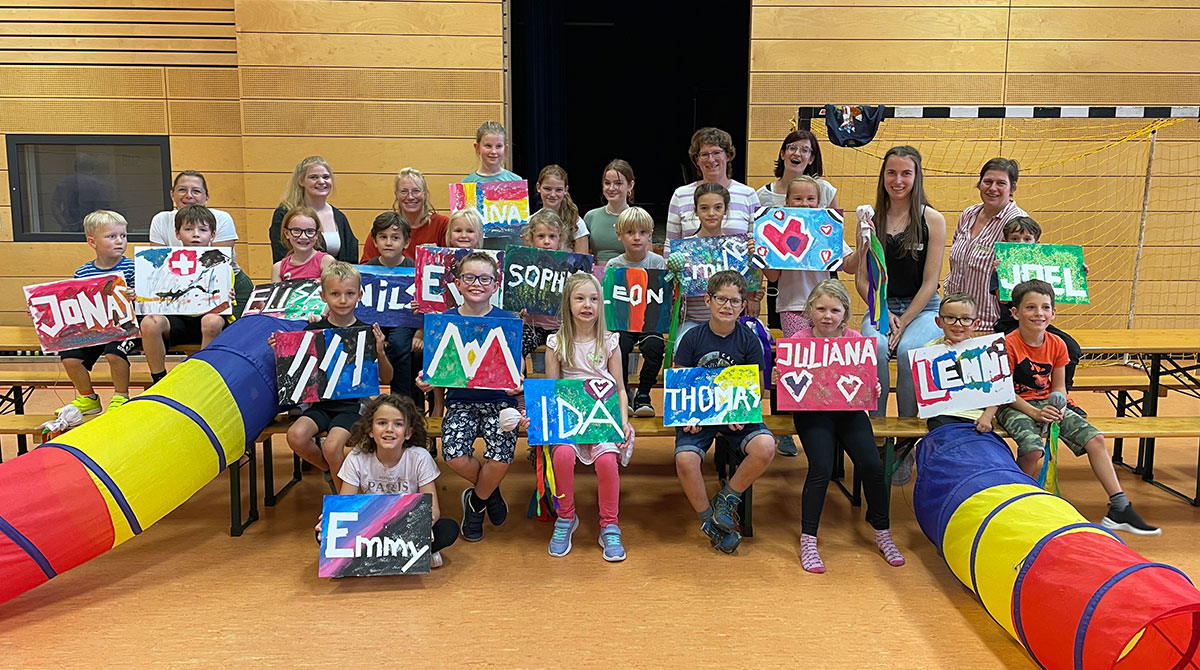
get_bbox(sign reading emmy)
[776,337,878,411]
[319,493,433,578]
[524,378,624,445]
[663,365,763,427]
[910,333,1016,419]
[24,274,137,353]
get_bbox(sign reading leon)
[24,274,137,353]
[910,333,1016,419]
[524,378,624,445]
[319,493,433,578]
[994,242,1089,304]
[775,337,878,411]
[603,267,674,334]
[663,365,762,427]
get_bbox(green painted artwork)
[995,243,1089,304]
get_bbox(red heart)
[819,224,834,236]
[820,249,832,263]
[761,217,811,260]
[773,209,786,221]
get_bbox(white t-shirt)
[606,251,666,270]
[755,178,837,209]
[321,230,341,258]
[149,208,238,245]
[338,446,440,494]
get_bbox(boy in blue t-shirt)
[673,270,775,554]
[59,210,138,414]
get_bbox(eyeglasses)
[458,274,495,286]
[698,150,726,161]
[396,188,423,197]
[173,187,206,196]
[288,228,318,239]
[939,315,975,326]
[784,143,813,156]
[709,295,744,307]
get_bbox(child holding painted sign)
[989,216,1085,405]
[58,210,138,414]
[534,165,589,253]
[141,205,239,386]
[674,183,732,346]
[364,212,421,400]
[270,262,392,494]
[995,279,1159,536]
[446,208,484,249]
[608,206,667,417]
[777,279,901,572]
[534,273,634,561]
[518,209,572,361]
[272,206,335,282]
[464,121,523,252]
[673,270,775,554]
[416,252,522,542]
[325,395,457,568]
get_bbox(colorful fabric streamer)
[663,252,687,368]
[526,445,560,521]
[865,230,889,336]
[1037,422,1061,495]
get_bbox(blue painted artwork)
[663,365,763,427]
[752,208,846,271]
[524,378,624,445]
[422,312,523,390]
[352,265,421,328]
[275,326,380,404]
[666,235,756,298]
[319,493,433,577]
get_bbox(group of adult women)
[241,122,1027,419]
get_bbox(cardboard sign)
[422,312,522,390]
[413,246,504,313]
[448,181,530,238]
[752,207,846,271]
[775,337,878,411]
[275,326,379,404]
[353,265,421,328]
[602,267,674,334]
[910,333,1016,419]
[995,243,1089,304]
[134,246,232,315]
[666,235,755,297]
[319,493,433,577]
[524,378,624,445]
[23,274,137,353]
[663,365,763,427]
[501,245,593,316]
[241,279,325,320]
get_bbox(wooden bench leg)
[12,384,31,457]
[831,442,862,507]
[262,435,303,507]
[229,442,259,536]
[1142,437,1200,507]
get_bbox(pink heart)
[773,209,786,221]
[587,379,614,398]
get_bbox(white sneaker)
[430,551,443,569]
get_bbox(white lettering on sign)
[686,238,749,281]
[30,287,134,338]
[325,510,431,572]
[507,264,567,294]
[664,383,760,414]
[486,203,522,226]
[999,264,1087,299]
[776,339,877,369]
[360,279,415,313]
[610,283,665,307]
[537,395,623,441]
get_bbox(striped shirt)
[75,257,135,288]
[665,180,759,241]
[943,200,1028,330]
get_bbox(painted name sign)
[667,235,755,297]
[134,246,232,316]
[524,378,624,445]
[602,267,674,334]
[663,365,763,427]
[995,242,1088,304]
[241,279,325,320]
[353,265,421,328]
[752,207,846,271]
[413,246,504,313]
[24,274,137,353]
[501,245,593,316]
[910,333,1016,419]
[320,493,433,577]
[775,337,878,411]
[449,181,530,238]
[422,312,523,390]
[275,326,380,404]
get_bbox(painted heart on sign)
[587,379,615,399]
[773,209,786,222]
[819,224,834,236]
[820,249,833,264]
[780,370,814,402]
[836,374,863,402]
[761,219,812,260]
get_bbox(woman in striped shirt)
[943,158,1027,330]
[665,127,760,240]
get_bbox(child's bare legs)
[321,427,352,491]
[62,358,95,397]
[141,315,169,374]
[200,314,225,348]
[286,416,327,470]
[674,451,710,513]
[1083,435,1122,497]
[105,353,131,396]
[729,434,775,493]
[1018,450,1042,478]
[446,454,509,499]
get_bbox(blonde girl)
[445,208,484,249]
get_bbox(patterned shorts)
[996,400,1102,457]
[441,401,517,463]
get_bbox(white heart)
[836,375,863,402]
[780,370,813,401]
[587,379,614,398]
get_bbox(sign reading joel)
[995,242,1088,304]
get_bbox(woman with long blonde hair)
[270,155,358,263]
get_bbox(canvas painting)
[24,274,137,354]
[602,266,674,334]
[240,279,326,320]
[134,246,232,316]
[752,207,846,271]
[501,245,593,315]
[353,265,421,328]
[319,493,433,577]
[994,242,1089,304]
[422,313,523,390]
[275,326,380,405]
[775,337,878,411]
[524,378,624,445]
[413,246,504,313]
[666,235,756,297]
[663,365,763,427]
[448,181,529,238]
[910,333,1016,419]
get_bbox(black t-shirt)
[304,316,369,415]
[989,269,1017,333]
[675,321,765,371]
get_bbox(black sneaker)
[775,435,798,457]
[711,491,741,533]
[1066,399,1088,418]
[633,393,655,418]
[1101,503,1161,536]
[484,487,508,526]
[460,488,485,541]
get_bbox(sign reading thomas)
[352,265,421,328]
[602,267,674,334]
[752,208,846,271]
[910,333,1016,419]
[449,181,529,238]
[775,336,877,411]
[241,279,325,320]
[501,245,593,316]
[663,365,763,427]
[24,274,138,353]
[995,242,1089,304]
[667,235,755,297]
[524,378,624,445]
[319,493,433,578]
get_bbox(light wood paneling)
[1008,41,1200,74]
[235,0,502,35]
[240,101,501,137]
[241,137,477,174]
[236,33,501,69]
[0,100,167,133]
[0,65,164,98]
[751,40,1007,73]
[170,136,245,173]
[1009,7,1200,40]
[239,67,503,102]
[752,6,1007,39]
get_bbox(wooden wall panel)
[235,0,502,35]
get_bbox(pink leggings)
[551,446,620,527]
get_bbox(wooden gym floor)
[1,376,1198,669]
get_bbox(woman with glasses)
[270,156,359,264]
[665,127,760,241]
[755,129,840,210]
[360,167,450,263]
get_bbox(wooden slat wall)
[748,1,1200,329]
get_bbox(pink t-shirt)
[794,326,864,339]
[279,251,330,281]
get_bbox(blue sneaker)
[700,520,741,554]
[599,524,626,562]
[716,528,742,554]
[701,520,725,546]
[711,491,741,533]
[548,515,579,556]
[775,434,798,457]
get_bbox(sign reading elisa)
[23,274,137,353]
[667,235,755,297]
[775,337,878,411]
[995,242,1088,304]
[524,378,624,445]
[134,246,232,315]
[275,326,380,405]
[319,493,433,578]
[422,313,523,390]
[910,333,1016,419]
[502,245,593,316]
[241,279,326,320]
[602,267,674,334]
[752,207,846,271]
[663,365,763,427]
[449,181,530,238]
[352,265,421,328]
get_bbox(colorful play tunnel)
[0,315,301,604]
[914,423,1200,669]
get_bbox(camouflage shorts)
[996,400,1101,457]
